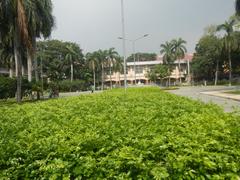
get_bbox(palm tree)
[0,0,33,103]
[95,50,108,90]
[113,55,124,86]
[171,38,187,84]
[160,41,175,86]
[25,0,54,82]
[106,48,119,89]
[86,52,99,91]
[0,38,15,78]
[0,0,54,103]
[65,44,78,82]
[214,37,225,86]
[217,19,236,86]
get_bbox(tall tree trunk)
[178,59,182,84]
[15,52,18,77]
[22,64,25,76]
[110,65,112,89]
[187,58,191,84]
[101,63,104,90]
[228,42,232,86]
[118,72,121,86]
[40,57,44,96]
[9,56,14,78]
[92,63,96,91]
[167,67,170,87]
[214,59,219,86]
[31,40,38,82]
[93,70,96,91]
[71,62,73,82]
[34,56,39,82]
[27,49,32,82]
[14,24,22,103]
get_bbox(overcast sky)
[51,0,235,56]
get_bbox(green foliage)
[0,76,16,99]
[224,90,240,94]
[160,41,175,66]
[58,80,89,92]
[192,35,223,80]
[193,30,240,82]
[155,64,170,79]
[127,53,157,62]
[237,0,240,15]
[0,88,239,178]
[171,38,187,60]
[146,70,158,82]
[0,77,32,99]
[36,40,85,81]
[147,65,170,83]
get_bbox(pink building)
[105,54,193,86]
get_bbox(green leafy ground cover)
[0,88,240,179]
[225,90,240,95]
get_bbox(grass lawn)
[225,90,240,95]
[0,87,239,179]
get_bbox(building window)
[121,67,128,74]
[106,67,113,75]
[136,66,143,74]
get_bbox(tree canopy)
[127,53,157,62]
[192,35,224,81]
[36,40,85,81]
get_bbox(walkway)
[168,86,240,112]
[59,91,102,98]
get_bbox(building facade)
[105,54,193,86]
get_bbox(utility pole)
[121,0,127,91]
[118,34,149,85]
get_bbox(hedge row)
[0,88,239,179]
[0,76,90,99]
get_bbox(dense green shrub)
[0,88,239,179]
[0,76,16,99]
[58,80,88,92]
[0,76,34,99]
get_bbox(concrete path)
[201,90,240,101]
[168,86,240,112]
[59,91,103,98]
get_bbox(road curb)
[200,91,240,102]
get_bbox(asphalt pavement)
[167,86,240,112]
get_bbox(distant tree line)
[0,0,54,102]
[127,53,157,62]
[0,38,123,100]
[192,15,240,85]
[147,38,187,86]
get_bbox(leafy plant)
[0,88,239,179]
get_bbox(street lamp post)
[120,0,127,91]
[118,34,149,85]
[132,41,136,84]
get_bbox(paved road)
[59,91,102,98]
[168,86,240,112]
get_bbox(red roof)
[184,54,193,61]
[157,53,193,62]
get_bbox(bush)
[22,79,33,97]
[0,76,34,99]
[58,80,88,92]
[0,88,239,178]
[0,76,16,99]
